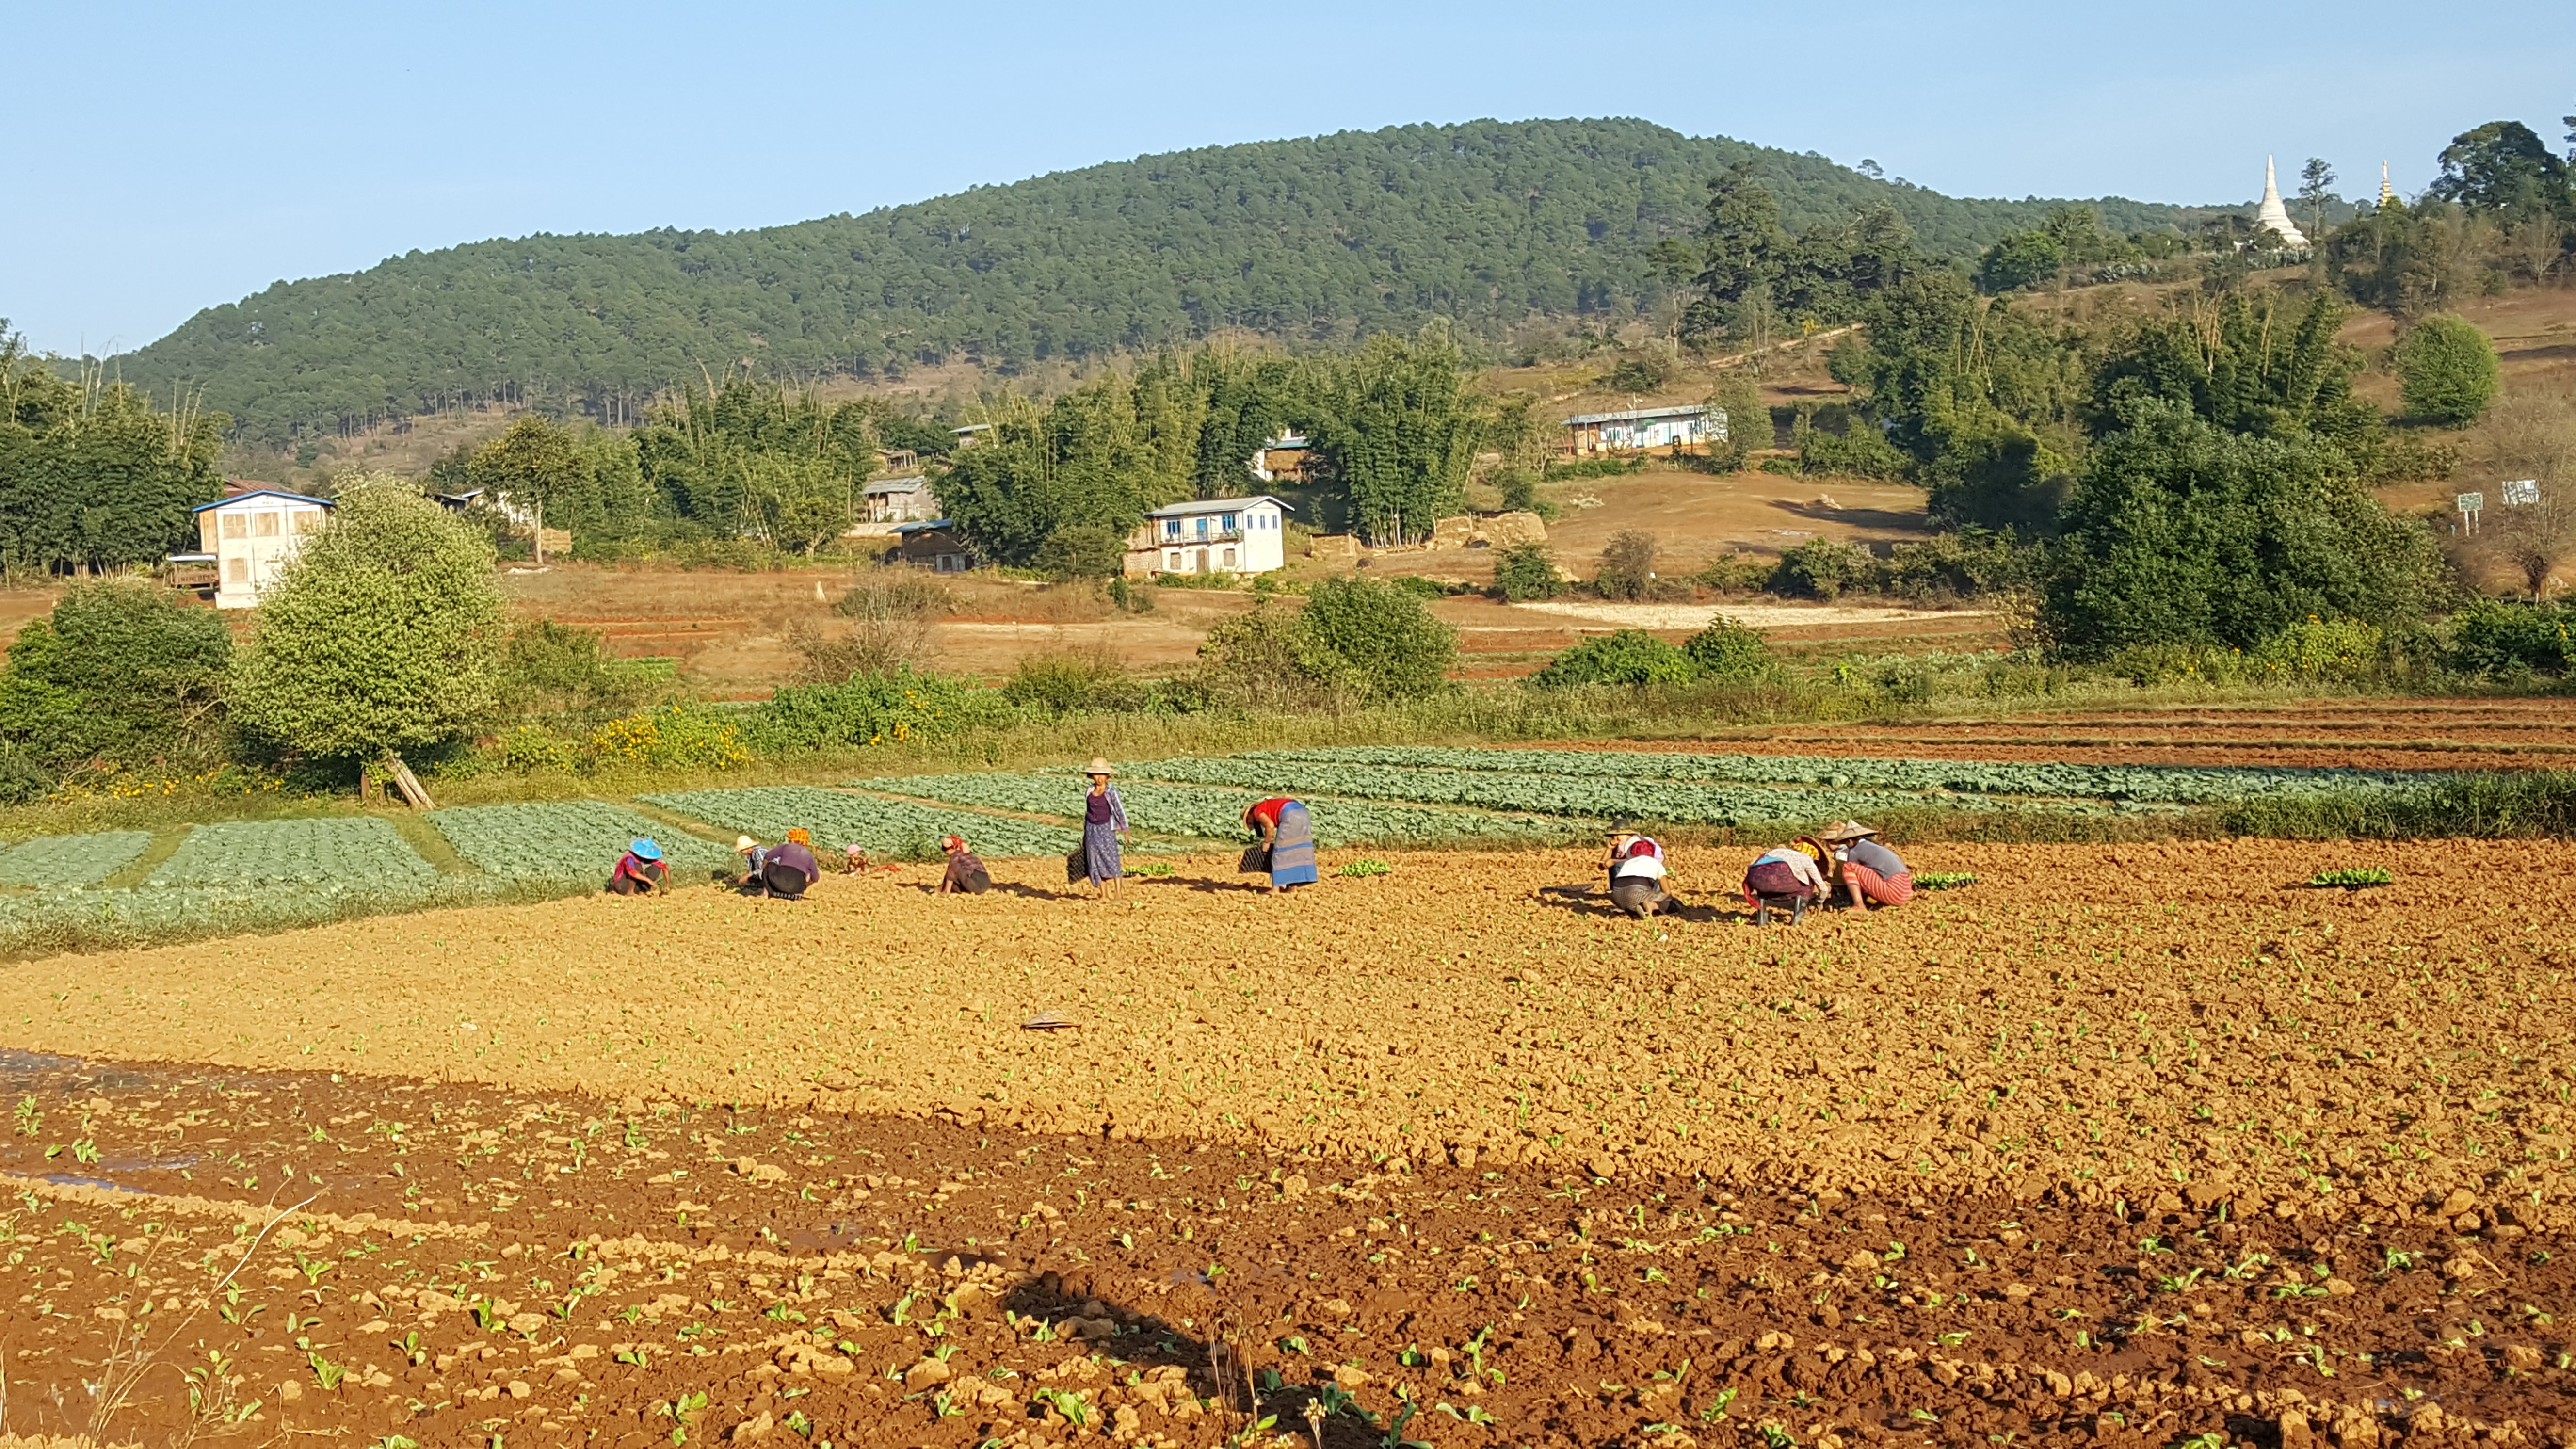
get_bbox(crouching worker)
[937,835,993,895]
[738,829,821,899]
[1820,821,1912,909]
[606,838,667,896]
[1742,838,1829,920]
[1604,820,1677,918]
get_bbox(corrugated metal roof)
[192,488,335,513]
[1143,495,1292,518]
[1562,404,1710,426]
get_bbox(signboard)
[2502,479,2541,506]
[2457,491,2485,535]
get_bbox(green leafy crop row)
[427,802,734,882]
[644,786,1080,860]
[857,773,1576,846]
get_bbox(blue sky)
[6,0,2567,356]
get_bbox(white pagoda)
[2252,156,2308,249]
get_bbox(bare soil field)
[1,839,2573,1443]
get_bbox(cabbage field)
[1243,745,2447,805]
[428,801,735,882]
[857,773,1578,846]
[0,830,153,887]
[147,818,441,889]
[643,786,1081,860]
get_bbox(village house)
[187,486,333,608]
[1249,431,1310,483]
[888,518,973,573]
[1562,403,1723,455]
[864,475,942,524]
[1123,496,1291,577]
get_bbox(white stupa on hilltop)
[2253,156,2308,248]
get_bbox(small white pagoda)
[2253,156,2308,249]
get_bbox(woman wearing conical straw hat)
[1819,820,1912,910]
[1074,758,1129,900]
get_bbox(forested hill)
[114,117,2214,445]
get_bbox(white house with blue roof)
[189,487,334,608]
[1123,496,1291,577]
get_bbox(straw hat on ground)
[1084,757,1115,777]
[1818,821,1880,843]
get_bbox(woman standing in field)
[1241,796,1319,894]
[1075,758,1129,900]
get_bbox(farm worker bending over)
[1741,838,1829,908]
[937,835,993,895]
[606,838,667,896]
[1820,821,1912,909]
[1073,758,1128,900]
[1603,820,1677,918]
[1242,797,1319,895]
[738,830,820,899]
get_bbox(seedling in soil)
[1338,858,1392,878]
[309,1352,347,1390]
[1031,1388,1091,1427]
[2307,867,2391,888]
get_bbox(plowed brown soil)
[4,839,2575,1446]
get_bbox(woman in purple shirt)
[1076,757,1128,899]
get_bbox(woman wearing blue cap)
[606,838,668,896]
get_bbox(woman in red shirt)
[1242,797,1318,893]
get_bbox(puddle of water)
[41,1173,154,1195]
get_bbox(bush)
[1528,629,1696,687]
[498,619,655,719]
[1696,553,1773,592]
[1594,530,1660,600]
[1032,524,1126,580]
[1296,577,1457,701]
[1194,603,1352,709]
[746,666,1015,754]
[1879,529,2040,602]
[499,724,580,772]
[1797,421,1913,479]
[1389,574,1448,599]
[1544,456,1646,481]
[1002,648,1149,714]
[2042,401,2446,659]
[2248,616,2384,683]
[2450,598,2576,676]
[1493,470,1556,519]
[589,704,751,771]
[1771,537,1879,600]
[0,580,233,773]
[1682,618,1772,680]
[1606,354,1671,391]
[1492,543,1562,601]
[2394,315,2501,427]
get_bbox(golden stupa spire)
[2380,161,2394,205]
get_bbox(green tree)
[2393,314,2501,426]
[1032,524,1127,580]
[0,326,226,577]
[0,581,233,774]
[228,476,508,765]
[1975,229,2062,294]
[1490,543,1561,601]
[465,415,655,547]
[2297,158,2339,242]
[1305,330,1481,545]
[1295,576,1455,700]
[2041,400,2444,658]
[2428,121,2572,219]
[1704,370,1766,471]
